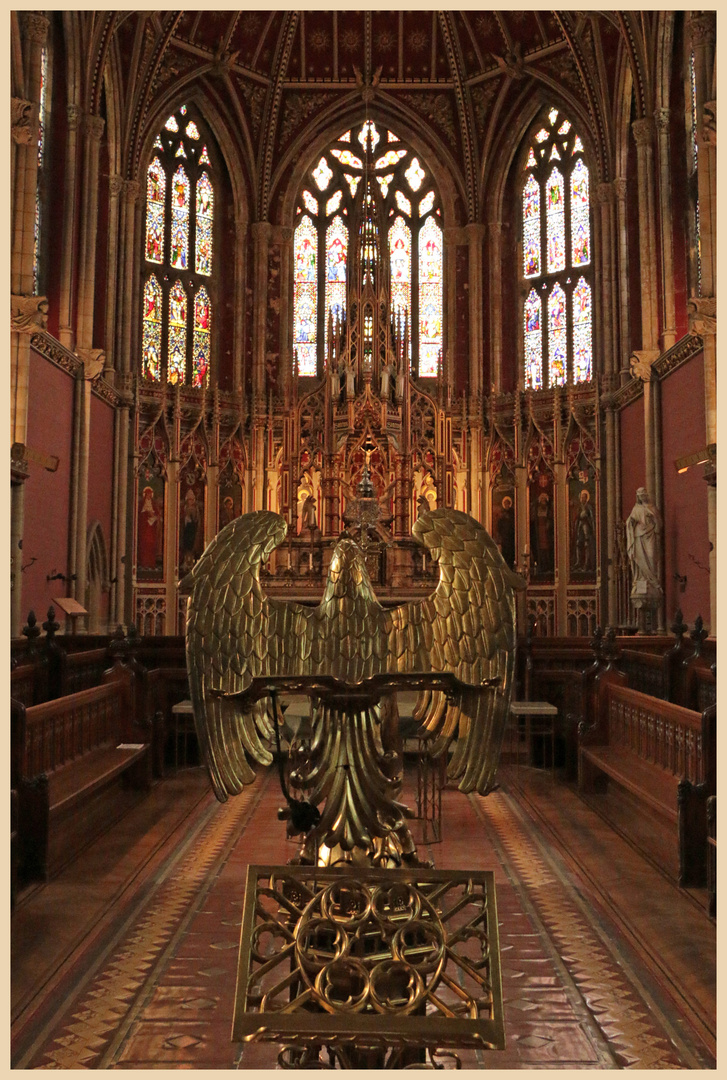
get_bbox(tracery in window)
[140,104,215,386]
[293,121,443,378]
[520,107,593,389]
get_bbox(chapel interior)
[10,9,717,1071]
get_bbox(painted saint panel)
[179,477,205,575]
[529,469,555,579]
[569,463,597,582]
[218,482,243,532]
[491,473,516,570]
[136,474,165,581]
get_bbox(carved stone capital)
[23,13,49,44]
[67,104,83,131]
[465,222,487,244]
[612,177,627,203]
[653,107,670,134]
[270,225,293,245]
[688,13,716,48]
[11,294,49,334]
[11,98,35,144]
[632,117,654,147]
[703,101,716,147]
[76,348,106,381]
[124,179,141,203]
[688,295,716,336]
[444,226,468,246]
[251,220,272,244]
[109,174,124,198]
[629,349,660,382]
[596,182,613,206]
[84,113,105,141]
[487,221,503,241]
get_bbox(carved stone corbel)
[11,98,35,145]
[629,349,660,382]
[688,296,716,337]
[11,294,49,333]
[76,347,106,381]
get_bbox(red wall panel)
[87,393,115,627]
[22,351,74,621]
[660,353,709,624]
[619,394,645,517]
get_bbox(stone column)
[596,183,615,376]
[118,181,141,375]
[613,178,631,380]
[11,480,26,636]
[278,225,294,404]
[76,114,106,350]
[601,394,618,624]
[11,97,35,219]
[689,299,717,631]
[628,351,660,500]
[251,222,271,510]
[233,216,247,396]
[487,222,503,392]
[71,350,106,630]
[58,105,82,351]
[653,108,676,350]
[464,223,485,401]
[12,14,47,297]
[104,175,124,377]
[688,14,716,299]
[631,118,659,352]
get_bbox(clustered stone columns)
[251,221,271,511]
[465,223,486,520]
[596,180,620,626]
[58,105,82,350]
[10,13,49,636]
[69,350,106,625]
[687,12,716,632]
[654,108,677,351]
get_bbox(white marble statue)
[626,487,662,594]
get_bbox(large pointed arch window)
[520,108,593,388]
[141,104,215,386]
[293,121,443,379]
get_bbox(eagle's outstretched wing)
[184,511,309,801]
[391,509,525,795]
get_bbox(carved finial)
[590,625,604,657]
[670,609,688,638]
[22,610,41,651]
[43,606,59,638]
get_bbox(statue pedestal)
[630,581,662,635]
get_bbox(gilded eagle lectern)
[184,507,524,867]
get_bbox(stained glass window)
[404,158,425,190]
[170,166,190,270]
[168,281,187,384]
[520,108,593,388]
[195,173,213,276]
[546,168,565,273]
[313,157,333,190]
[302,189,318,214]
[418,217,442,377]
[419,190,435,216]
[145,157,166,263]
[142,276,162,381]
[524,290,543,390]
[572,278,592,383]
[389,216,411,322]
[523,175,540,278]
[140,105,216,385]
[570,159,590,266]
[295,122,443,379]
[33,45,48,292]
[294,215,318,376]
[357,120,380,151]
[325,216,347,350]
[326,190,342,216]
[192,287,211,387]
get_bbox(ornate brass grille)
[233,865,505,1060]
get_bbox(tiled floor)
[12,761,715,1070]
